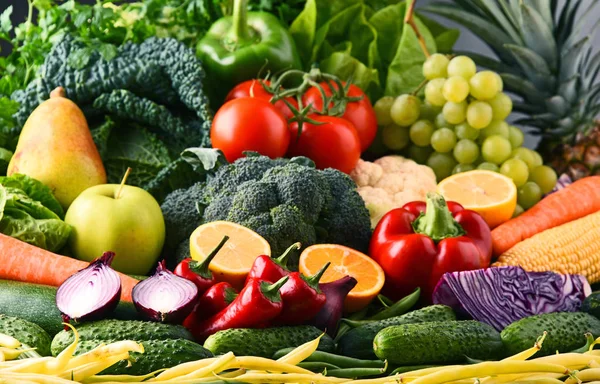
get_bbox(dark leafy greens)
[0,174,71,252]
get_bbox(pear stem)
[115,167,132,199]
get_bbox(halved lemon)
[190,221,270,289]
[299,244,385,313]
[437,170,517,228]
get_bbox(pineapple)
[424,0,600,180]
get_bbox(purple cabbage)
[432,266,591,331]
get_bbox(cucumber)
[0,279,142,336]
[337,305,456,359]
[0,314,52,356]
[581,291,600,319]
[373,320,504,365]
[501,312,600,356]
[204,326,335,357]
[51,319,193,356]
[74,339,212,375]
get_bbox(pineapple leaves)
[452,51,520,76]
[519,3,557,71]
[477,0,522,44]
[556,0,584,47]
[504,44,554,94]
[523,0,553,30]
[560,37,588,84]
[584,50,600,91]
[545,95,570,118]
[501,73,547,105]
[512,101,545,115]
[558,75,580,105]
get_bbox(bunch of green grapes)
[373,54,558,214]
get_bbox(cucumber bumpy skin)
[373,320,504,365]
[501,312,600,356]
[50,319,193,356]
[337,305,456,359]
[0,314,52,356]
[74,339,212,375]
[204,326,336,357]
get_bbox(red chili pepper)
[183,282,238,328]
[189,276,289,340]
[273,262,331,326]
[174,236,229,294]
[245,242,300,284]
[370,192,492,302]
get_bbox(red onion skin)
[133,261,198,324]
[56,251,122,323]
[309,275,357,336]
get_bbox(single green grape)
[508,126,525,148]
[512,204,524,218]
[408,145,434,164]
[453,163,475,174]
[373,96,395,126]
[423,53,450,79]
[443,101,467,125]
[511,147,536,171]
[482,135,512,164]
[409,120,435,147]
[478,162,499,172]
[453,139,480,164]
[431,128,457,153]
[467,101,493,129]
[442,76,470,103]
[500,158,529,187]
[489,93,513,120]
[529,165,558,194]
[518,182,542,210]
[427,152,458,181]
[425,79,446,107]
[391,94,421,126]
[434,113,454,129]
[480,120,510,140]
[420,102,441,121]
[530,150,544,168]
[447,56,477,80]
[455,123,480,140]
[469,71,501,100]
[492,72,504,92]
[382,123,410,150]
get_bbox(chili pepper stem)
[274,242,301,266]
[189,235,230,279]
[261,276,289,302]
[304,262,331,290]
[413,192,465,242]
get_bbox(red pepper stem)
[260,276,289,303]
[223,287,238,304]
[413,192,465,242]
[303,262,331,290]
[274,242,301,268]
[189,235,230,279]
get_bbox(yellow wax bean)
[82,370,164,383]
[61,352,132,382]
[65,340,143,371]
[213,372,346,383]
[503,333,547,361]
[0,334,21,349]
[277,334,323,365]
[0,372,77,383]
[150,357,220,380]
[227,356,315,374]
[564,367,600,384]
[0,347,37,361]
[152,352,235,382]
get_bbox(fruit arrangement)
[0,0,599,383]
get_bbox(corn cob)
[493,211,600,283]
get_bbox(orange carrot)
[491,176,600,257]
[0,234,138,301]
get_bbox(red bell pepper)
[273,262,330,326]
[370,193,492,301]
[245,242,300,284]
[174,236,229,294]
[183,282,238,328]
[188,276,288,341]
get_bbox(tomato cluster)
[210,79,377,174]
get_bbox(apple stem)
[115,167,132,199]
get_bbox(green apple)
[65,184,165,275]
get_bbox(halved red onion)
[56,251,122,322]
[132,260,198,323]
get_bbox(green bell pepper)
[197,0,302,104]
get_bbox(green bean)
[368,288,420,321]
[272,349,385,369]
[377,294,395,308]
[326,366,387,378]
[297,362,341,372]
[390,365,440,375]
[334,307,369,342]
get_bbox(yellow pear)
[8,87,106,209]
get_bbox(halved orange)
[190,221,270,289]
[299,244,385,313]
[437,170,517,229]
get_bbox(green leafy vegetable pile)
[161,153,372,267]
[0,174,71,252]
[10,34,213,201]
[289,0,459,100]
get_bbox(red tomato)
[225,79,298,120]
[211,97,290,162]
[302,82,377,152]
[287,115,361,174]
